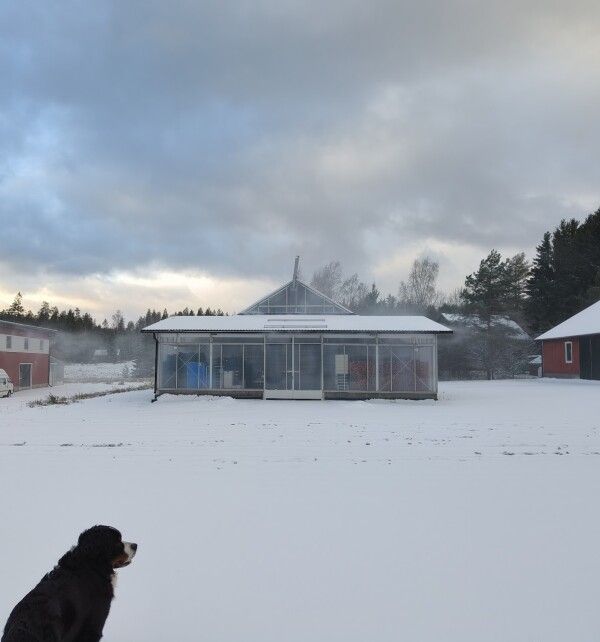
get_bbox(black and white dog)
[2,526,137,642]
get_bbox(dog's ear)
[59,526,119,570]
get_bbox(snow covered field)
[1,379,599,642]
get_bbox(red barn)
[537,300,600,380]
[0,320,56,390]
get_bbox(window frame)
[564,341,573,364]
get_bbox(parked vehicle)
[0,368,14,398]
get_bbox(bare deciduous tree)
[310,261,343,300]
[398,257,441,311]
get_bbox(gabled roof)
[240,279,354,315]
[537,300,600,341]
[142,314,452,334]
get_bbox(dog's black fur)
[1,526,137,642]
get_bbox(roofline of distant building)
[0,318,58,334]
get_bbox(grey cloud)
[1,0,600,289]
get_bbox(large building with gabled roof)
[142,259,452,400]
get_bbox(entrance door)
[293,342,322,399]
[264,338,322,399]
[19,363,32,389]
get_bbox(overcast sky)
[1,1,599,320]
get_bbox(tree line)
[0,295,224,374]
[309,207,600,330]
[2,206,598,379]
[310,207,600,379]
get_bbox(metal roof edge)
[141,327,453,334]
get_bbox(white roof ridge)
[142,313,452,334]
[537,299,600,341]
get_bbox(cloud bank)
[1,0,599,318]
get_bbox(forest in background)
[1,208,599,379]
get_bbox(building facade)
[143,269,452,400]
[0,320,55,390]
[537,300,600,380]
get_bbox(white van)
[0,368,14,398]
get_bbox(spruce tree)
[526,232,555,334]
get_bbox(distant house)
[537,300,600,380]
[0,320,56,390]
[142,259,452,400]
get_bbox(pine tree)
[461,250,532,379]
[526,232,555,334]
[37,301,51,323]
[7,292,25,317]
[462,250,507,322]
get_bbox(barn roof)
[536,300,600,341]
[142,314,452,334]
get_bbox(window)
[324,343,376,391]
[24,338,29,351]
[40,339,44,351]
[565,341,573,364]
[6,336,12,349]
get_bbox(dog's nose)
[131,543,138,552]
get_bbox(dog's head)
[76,525,138,569]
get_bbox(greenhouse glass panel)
[323,344,343,390]
[221,345,243,389]
[243,344,264,389]
[323,344,375,391]
[415,345,434,392]
[178,343,210,389]
[294,342,321,390]
[377,346,392,392]
[367,345,376,391]
[176,346,200,390]
[346,345,369,391]
[391,345,415,392]
[158,344,177,389]
[265,342,291,390]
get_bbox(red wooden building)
[0,320,56,390]
[537,300,600,380]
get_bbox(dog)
[2,526,137,642]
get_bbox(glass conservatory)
[143,267,451,400]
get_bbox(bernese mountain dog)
[2,526,137,642]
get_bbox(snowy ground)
[63,361,137,383]
[1,379,600,642]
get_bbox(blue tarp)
[186,362,208,388]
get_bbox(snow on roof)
[536,300,600,341]
[440,313,530,340]
[142,314,452,334]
